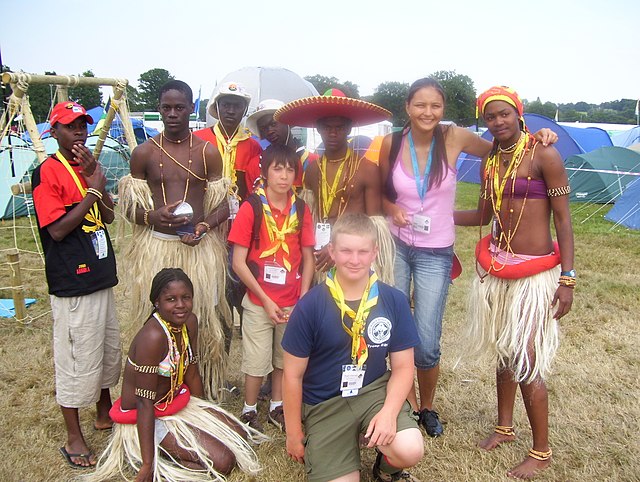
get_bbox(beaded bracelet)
[86,187,103,200]
[143,209,151,226]
[135,387,157,400]
[197,221,211,232]
[558,275,576,288]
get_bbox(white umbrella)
[206,66,318,126]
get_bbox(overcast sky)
[2,0,638,105]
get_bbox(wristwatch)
[561,269,576,277]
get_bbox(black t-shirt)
[32,156,117,297]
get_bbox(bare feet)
[478,431,516,451]
[507,453,551,479]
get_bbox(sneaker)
[240,410,264,432]
[416,408,443,437]
[268,405,286,432]
[372,450,421,482]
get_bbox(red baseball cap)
[49,101,94,126]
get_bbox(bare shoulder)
[130,138,158,176]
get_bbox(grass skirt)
[118,175,232,400]
[88,397,267,481]
[465,265,560,383]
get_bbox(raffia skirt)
[88,394,267,482]
[118,175,232,400]
[466,265,560,383]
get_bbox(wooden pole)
[7,249,27,322]
[2,72,127,88]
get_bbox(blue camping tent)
[605,178,640,229]
[612,126,640,148]
[456,114,612,183]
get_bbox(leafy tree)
[69,70,102,109]
[125,84,141,112]
[198,98,209,121]
[304,74,360,98]
[137,68,174,111]
[523,98,557,119]
[371,81,409,127]
[1,65,12,116]
[429,70,476,126]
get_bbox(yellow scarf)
[257,184,300,271]
[213,123,251,193]
[56,150,104,233]
[326,268,379,367]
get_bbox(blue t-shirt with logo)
[282,281,419,405]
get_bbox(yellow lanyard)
[213,123,250,195]
[257,185,299,271]
[326,268,379,367]
[319,149,350,220]
[56,150,104,233]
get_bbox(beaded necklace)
[477,132,538,279]
[151,133,206,206]
[317,149,362,220]
[152,312,191,411]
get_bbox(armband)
[547,185,571,197]
[480,190,491,200]
[134,364,159,374]
[558,275,576,288]
[135,388,157,400]
[143,209,151,226]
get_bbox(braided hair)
[149,268,194,312]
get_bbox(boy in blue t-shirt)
[282,213,424,482]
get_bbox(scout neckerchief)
[325,267,379,367]
[213,122,251,194]
[408,131,435,207]
[257,183,299,271]
[56,150,104,233]
[318,148,350,220]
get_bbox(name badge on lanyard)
[412,213,431,234]
[315,222,331,250]
[91,229,108,259]
[340,364,366,397]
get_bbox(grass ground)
[0,182,638,481]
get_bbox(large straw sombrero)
[274,89,391,128]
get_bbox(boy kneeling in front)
[282,213,424,481]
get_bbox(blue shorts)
[393,237,453,369]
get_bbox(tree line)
[1,66,637,126]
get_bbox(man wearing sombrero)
[274,90,396,282]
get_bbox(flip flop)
[59,446,95,469]
[93,423,113,431]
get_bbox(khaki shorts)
[51,288,122,408]
[240,294,290,377]
[301,371,417,482]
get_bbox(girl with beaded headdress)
[378,78,558,440]
[89,268,266,482]
[455,85,574,479]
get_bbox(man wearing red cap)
[32,101,121,469]
[274,91,396,282]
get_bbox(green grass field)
[0,182,638,481]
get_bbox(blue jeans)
[393,237,453,370]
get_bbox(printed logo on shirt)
[76,263,91,275]
[367,317,392,344]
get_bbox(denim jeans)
[393,237,453,369]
